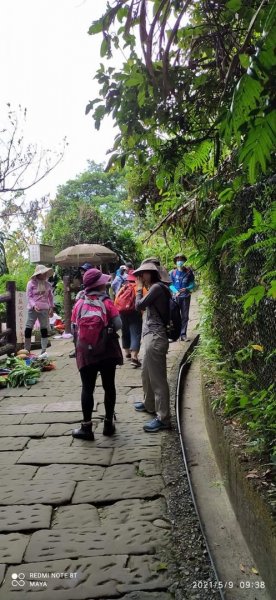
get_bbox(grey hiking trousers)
[141,332,170,424]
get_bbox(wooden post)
[63,275,72,334]
[6,281,17,349]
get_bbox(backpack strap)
[153,283,171,326]
[77,294,109,322]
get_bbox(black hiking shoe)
[103,418,116,437]
[72,422,94,440]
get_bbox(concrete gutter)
[201,375,276,598]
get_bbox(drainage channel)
[175,351,271,600]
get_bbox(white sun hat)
[31,264,53,278]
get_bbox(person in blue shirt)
[170,253,195,341]
[111,265,127,296]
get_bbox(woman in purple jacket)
[24,264,54,356]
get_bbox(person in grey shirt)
[133,262,171,432]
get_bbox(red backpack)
[76,295,109,353]
[115,283,136,313]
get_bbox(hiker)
[170,253,195,341]
[141,257,172,288]
[133,262,171,433]
[115,269,143,367]
[69,263,93,358]
[76,263,93,300]
[111,262,134,296]
[111,265,127,296]
[24,264,54,356]
[71,268,123,440]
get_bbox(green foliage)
[87,1,276,457]
[42,162,142,265]
[0,269,32,293]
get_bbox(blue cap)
[80,262,93,271]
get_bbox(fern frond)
[174,140,213,182]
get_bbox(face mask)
[176,261,184,268]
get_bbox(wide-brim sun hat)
[83,268,111,290]
[173,253,187,262]
[159,266,172,284]
[31,264,53,278]
[141,257,160,266]
[133,262,161,277]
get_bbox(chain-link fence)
[212,179,276,391]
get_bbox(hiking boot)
[69,349,76,358]
[72,422,94,440]
[130,358,141,368]
[134,402,155,414]
[103,418,116,437]
[143,417,171,433]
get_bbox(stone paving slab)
[0,414,23,424]
[0,504,52,531]
[0,437,29,451]
[0,564,5,586]
[18,446,113,466]
[0,451,23,464]
[72,476,164,504]
[0,388,25,397]
[33,464,104,481]
[0,465,38,480]
[111,446,161,464]
[0,403,47,414]
[99,498,167,524]
[0,532,29,564]
[26,437,72,449]
[21,412,82,424]
[1,555,169,599]
[138,460,162,476]
[0,398,47,408]
[43,402,85,412]
[0,424,48,437]
[19,389,50,397]
[0,480,76,505]
[42,423,79,436]
[102,464,137,479]
[72,432,162,448]
[51,504,100,529]
[25,521,169,561]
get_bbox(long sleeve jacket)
[26,279,54,310]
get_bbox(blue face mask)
[176,261,184,268]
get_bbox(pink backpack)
[76,295,109,354]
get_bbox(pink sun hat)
[83,268,111,291]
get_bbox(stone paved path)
[0,298,198,599]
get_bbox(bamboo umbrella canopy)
[54,244,117,267]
